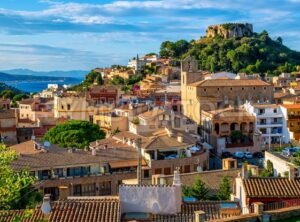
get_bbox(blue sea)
[4,79,83,93]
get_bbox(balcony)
[288,115,300,120]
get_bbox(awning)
[109,160,147,169]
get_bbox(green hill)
[159,23,300,75]
[0,82,23,94]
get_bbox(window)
[144,170,150,178]
[203,88,206,92]
[154,168,162,174]
[61,105,64,110]
[264,87,266,90]
[253,87,256,90]
[217,88,220,91]
[82,183,96,196]
[184,165,190,173]
[242,87,244,90]
[67,104,71,110]
[164,167,171,175]
[290,122,294,127]
[273,108,277,113]
[73,185,82,196]
[230,87,233,91]
[99,181,111,195]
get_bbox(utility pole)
[136,138,142,185]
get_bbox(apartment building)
[113,129,209,177]
[129,108,197,136]
[93,109,128,132]
[88,86,119,106]
[244,102,289,144]
[0,98,10,109]
[181,57,274,123]
[200,107,262,155]
[280,104,300,140]
[0,109,17,145]
[19,98,54,122]
[11,139,141,200]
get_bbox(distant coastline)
[3,79,83,93]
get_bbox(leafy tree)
[182,177,209,200]
[43,120,106,149]
[11,94,30,107]
[0,90,15,99]
[230,130,244,143]
[260,160,274,177]
[160,40,191,58]
[0,144,42,210]
[161,29,300,75]
[109,76,125,85]
[217,176,231,200]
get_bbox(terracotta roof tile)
[0,109,16,119]
[243,177,300,198]
[0,197,120,222]
[281,104,300,109]
[152,201,241,221]
[188,79,271,87]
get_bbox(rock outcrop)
[206,23,253,39]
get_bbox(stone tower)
[181,56,203,118]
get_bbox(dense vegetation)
[182,176,231,200]
[43,120,106,149]
[0,83,23,94]
[160,31,300,75]
[0,144,42,210]
[69,70,103,91]
[0,88,29,107]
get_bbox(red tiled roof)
[188,79,271,87]
[243,178,300,198]
[0,197,120,222]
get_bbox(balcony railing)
[288,115,300,119]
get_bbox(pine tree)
[190,177,209,200]
[217,176,231,200]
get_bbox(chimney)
[173,169,181,186]
[91,148,97,156]
[242,163,248,179]
[177,136,183,143]
[173,169,182,214]
[289,166,295,180]
[41,194,51,217]
[31,135,36,141]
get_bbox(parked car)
[233,151,244,159]
[244,152,253,159]
[222,151,233,158]
[282,147,299,156]
[253,152,264,158]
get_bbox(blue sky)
[0,0,299,71]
